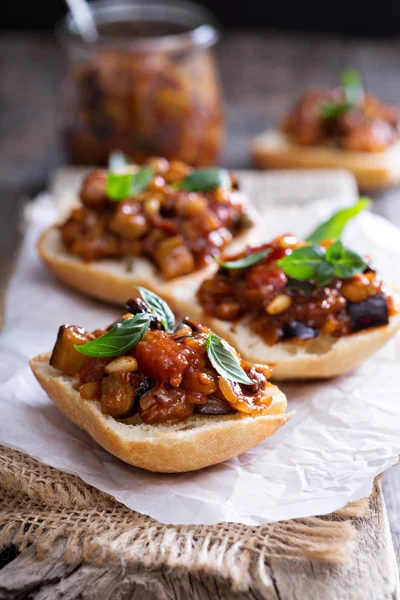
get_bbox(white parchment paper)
[0,188,400,525]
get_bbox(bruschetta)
[165,203,400,380]
[30,289,290,472]
[252,69,400,190]
[39,156,258,305]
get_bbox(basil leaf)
[320,68,363,120]
[106,166,155,201]
[306,197,371,243]
[106,172,133,201]
[108,151,128,172]
[135,286,175,332]
[206,333,252,385]
[320,101,350,119]
[277,246,326,281]
[215,249,270,270]
[130,166,155,196]
[315,262,335,286]
[74,313,152,357]
[325,240,366,279]
[178,168,230,192]
[341,68,364,106]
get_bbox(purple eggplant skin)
[349,293,389,332]
[196,397,236,415]
[282,321,318,340]
[285,279,315,295]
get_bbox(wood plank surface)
[0,483,396,600]
[1,30,400,598]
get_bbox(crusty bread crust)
[251,130,400,191]
[38,210,260,306]
[164,281,400,380]
[30,354,290,473]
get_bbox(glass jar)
[58,0,224,166]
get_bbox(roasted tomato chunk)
[79,358,111,384]
[135,330,189,385]
[139,384,198,423]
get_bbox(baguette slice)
[38,211,260,306]
[251,130,400,191]
[30,354,291,473]
[163,280,400,380]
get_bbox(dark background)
[1,0,400,35]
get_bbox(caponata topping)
[282,70,399,152]
[59,156,252,279]
[49,295,272,424]
[197,234,396,345]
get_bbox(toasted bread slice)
[38,212,260,306]
[163,280,400,380]
[30,354,291,473]
[251,130,400,191]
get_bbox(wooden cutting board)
[0,168,398,600]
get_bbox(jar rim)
[57,0,219,53]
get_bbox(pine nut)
[266,294,292,315]
[143,197,161,217]
[105,357,138,374]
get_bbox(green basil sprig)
[341,67,364,106]
[74,312,153,358]
[215,249,271,270]
[106,166,155,201]
[278,240,366,286]
[324,239,366,279]
[206,333,252,385]
[177,168,230,192]
[130,166,155,196]
[106,173,133,201]
[320,68,364,119]
[135,286,175,332]
[108,150,128,172]
[306,197,371,243]
[320,102,350,119]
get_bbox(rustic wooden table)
[0,31,400,597]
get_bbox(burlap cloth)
[0,445,372,592]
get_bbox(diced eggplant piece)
[153,235,195,280]
[101,372,136,419]
[196,396,236,415]
[100,373,153,420]
[50,325,90,375]
[282,321,318,340]
[349,293,389,332]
